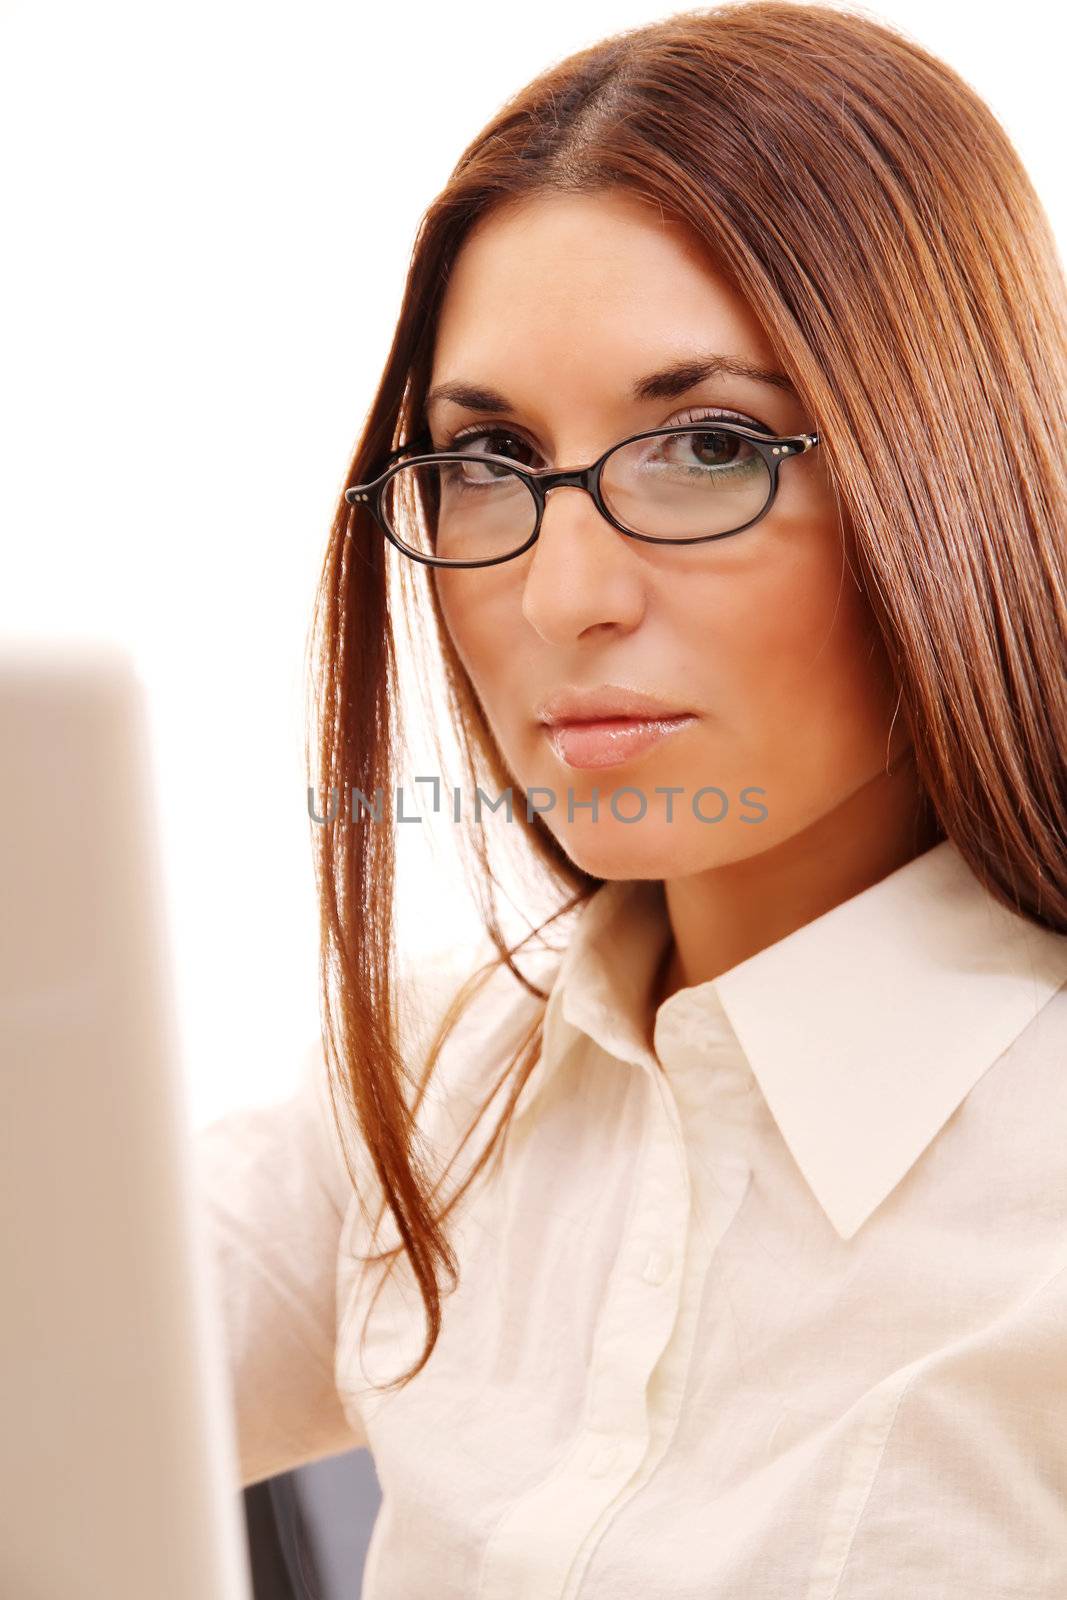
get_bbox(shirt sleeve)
[190,947,487,1491]
[191,1034,368,1489]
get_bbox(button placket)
[641,1246,673,1286]
[581,1087,690,1438]
[560,1147,753,1600]
[475,1067,691,1600]
[586,1437,621,1478]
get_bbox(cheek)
[433,570,491,673]
[433,571,519,727]
[736,543,897,776]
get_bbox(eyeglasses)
[344,421,820,569]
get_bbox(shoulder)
[396,939,563,1147]
[1022,972,1067,1058]
[302,939,563,1207]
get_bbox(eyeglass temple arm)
[347,433,431,499]
[381,430,432,466]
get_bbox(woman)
[196,3,1067,1594]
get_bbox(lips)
[542,713,697,770]
[536,684,694,725]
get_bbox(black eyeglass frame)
[344,421,821,570]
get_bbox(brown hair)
[306,0,1067,1391]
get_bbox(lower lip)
[542,714,697,769]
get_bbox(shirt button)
[587,1440,620,1478]
[641,1248,672,1286]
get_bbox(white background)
[2,0,1062,1124]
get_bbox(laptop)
[0,639,253,1598]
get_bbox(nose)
[519,482,647,645]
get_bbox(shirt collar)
[537,839,1067,1240]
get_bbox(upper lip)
[536,685,695,725]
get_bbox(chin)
[546,816,748,882]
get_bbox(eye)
[436,405,774,460]
[667,405,774,436]
[437,426,537,465]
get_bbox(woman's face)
[429,188,912,881]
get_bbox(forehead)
[430,189,776,395]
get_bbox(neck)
[651,750,940,1007]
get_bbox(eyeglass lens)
[379,427,772,564]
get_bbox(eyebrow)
[423,353,799,418]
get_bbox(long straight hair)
[306,0,1067,1391]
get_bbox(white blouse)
[194,837,1067,1597]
